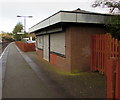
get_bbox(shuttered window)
[50,32,65,56]
[37,36,43,49]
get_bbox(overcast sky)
[0,0,110,33]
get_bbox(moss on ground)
[26,52,107,98]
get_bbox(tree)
[92,0,120,14]
[93,0,120,40]
[106,14,120,39]
[1,32,14,42]
[12,22,23,41]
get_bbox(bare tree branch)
[92,0,120,14]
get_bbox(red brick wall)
[50,53,71,72]
[15,41,35,52]
[36,24,106,73]
[66,25,106,72]
[56,56,68,71]
[49,28,72,72]
[36,49,43,59]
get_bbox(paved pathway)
[0,43,9,99]
[2,43,55,98]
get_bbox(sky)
[0,0,110,33]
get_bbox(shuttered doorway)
[43,34,50,61]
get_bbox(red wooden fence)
[91,34,120,99]
[107,46,120,99]
[91,34,119,74]
[116,47,120,99]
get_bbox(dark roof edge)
[60,10,111,16]
[32,22,105,33]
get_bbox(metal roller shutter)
[50,32,65,56]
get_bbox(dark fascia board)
[35,24,63,36]
[33,22,62,34]
[60,10,112,16]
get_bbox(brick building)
[29,9,109,73]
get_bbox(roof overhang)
[29,11,111,33]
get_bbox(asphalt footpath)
[2,42,56,98]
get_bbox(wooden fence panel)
[107,59,116,98]
[91,34,119,74]
[91,34,119,99]
[116,46,120,99]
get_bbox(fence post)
[116,45,120,99]
[104,34,109,75]
[107,58,117,98]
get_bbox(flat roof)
[29,9,110,33]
